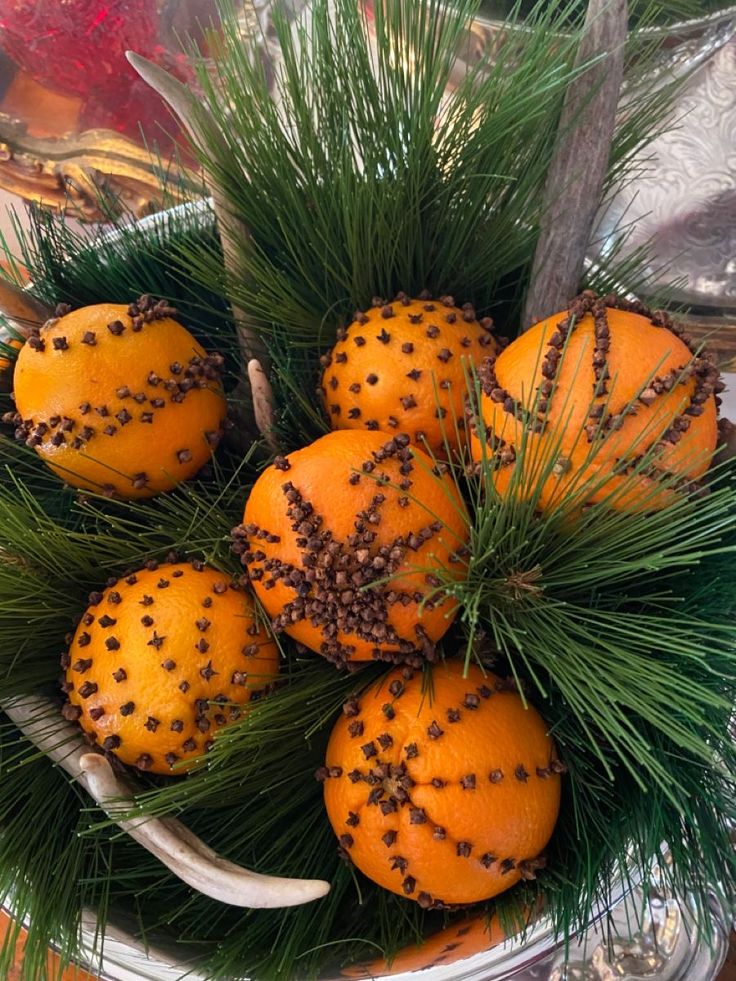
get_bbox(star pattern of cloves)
[473,291,722,496]
[235,432,469,667]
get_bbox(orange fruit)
[320,293,499,457]
[11,297,227,498]
[0,336,21,373]
[237,429,469,666]
[321,661,562,907]
[470,293,720,513]
[0,909,97,981]
[339,911,510,977]
[62,562,278,774]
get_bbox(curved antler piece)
[3,695,330,908]
[247,358,279,451]
[125,52,210,150]
[79,754,329,908]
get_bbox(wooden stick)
[522,0,628,330]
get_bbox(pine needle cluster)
[0,1,733,979]
[179,0,685,346]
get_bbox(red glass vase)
[0,0,212,150]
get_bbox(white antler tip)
[125,50,145,69]
[77,749,330,907]
[247,357,278,448]
[303,880,331,901]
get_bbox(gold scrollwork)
[0,111,198,221]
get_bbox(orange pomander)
[11,297,227,498]
[237,429,469,666]
[470,293,720,513]
[62,562,279,775]
[320,293,499,457]
[321,661,562,908]
[0,336,21,374]
[340,911,509,978]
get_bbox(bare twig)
[522,0,628,329]
[3,694,330,909]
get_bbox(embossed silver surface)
[594,30,736,312]
[441,3,736,312]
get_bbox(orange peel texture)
[339,911,510,978]
[11,298,227,498]
[470,293,719,514]
[237,429,469,666]
[322,661,562,907]
[63,562,279,775]
[321,293,499,458]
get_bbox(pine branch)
[169,0,594,341]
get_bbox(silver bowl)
[66,853,731,979]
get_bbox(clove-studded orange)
[471,292,720,513]
[10,297,227,498]
[321,660,562,907]
[62,562,279,774]
[236,429,469,666]
[0,336,21,374]
[320,292,499,457]
[340,911,510,977]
